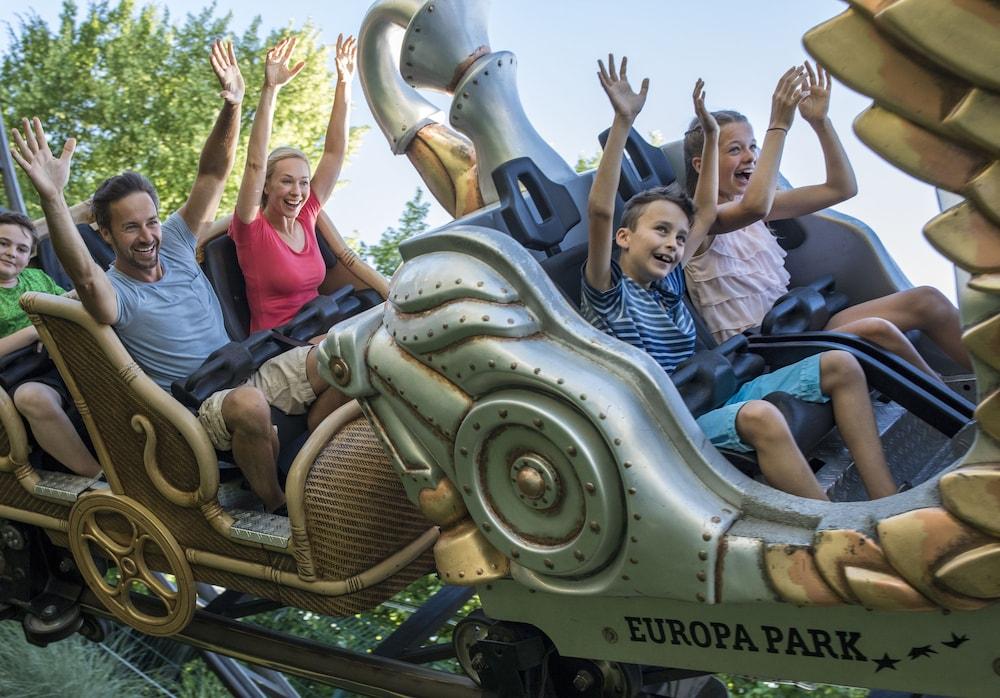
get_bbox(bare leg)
[735,400,828,500]
[13,382,101,477]
[826,287,970,370]
[305,346,349,431]
[827,317,940,381]
[819,351,896,499]
[221,386,284,512]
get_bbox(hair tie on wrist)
[767,127,788,133]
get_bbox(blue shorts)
[694,354,829,453]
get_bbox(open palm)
[211,40,245,105]
[334,33,357,82]
[10,118,75,201]
[798,61,831,125]
[597,54,648,122]
[264,37,305,89]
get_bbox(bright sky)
[1,0,957,299]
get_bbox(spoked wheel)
[68,492,195,636]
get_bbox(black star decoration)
[873,653,900,672]
[942,633,969,649]
[908,645,937,659]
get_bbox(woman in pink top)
[682,62,970,378]
[231,34,356,332]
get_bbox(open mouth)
[133,244,157,259]
[652,252,673,265]
[735,169,753,184]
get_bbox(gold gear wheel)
[68,492,195,636]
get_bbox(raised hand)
[769,65,806,131]
[798,61,832,126]
[10,118,76,201]
[264,36,305,89]
[211,39,245,105]
[597,54,649,123]
[692,78,718,137]
[334,33,357,84]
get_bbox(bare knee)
[820,350,864,391]
[735,400,793,446]
[13,383,62,420]
[848,317,905,348]
[221,386,272,437]
[908,286,955,324]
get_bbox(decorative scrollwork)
[131,414,203,507]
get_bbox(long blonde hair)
[261,146,311,207]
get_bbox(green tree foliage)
[357,187,431,276]
[0,0,367,218]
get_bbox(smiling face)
[717,121,758,202]
[616,199,690,288]
[102,191,162,282]
[263,156,311,222]
[0,224,33,288]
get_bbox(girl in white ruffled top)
[682,62,970,378]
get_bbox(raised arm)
[585,55,648,292]
[233,37,305,225]
[11,118,118,324]
[309,34,356,206]
[683,79,719,265]
[714,66,804,234]
[767,62,857,221]
[177,40,246,235]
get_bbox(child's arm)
[310,34,356,207]
[768,62,857,221]
[714,65,804,234]
[234,37,304,225]
[683,79,719,265]
[0,326,40,356]
[585,55,649,292]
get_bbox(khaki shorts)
[197,345,315,451]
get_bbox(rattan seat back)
[20,293,263,559]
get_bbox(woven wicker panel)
[0,426,9,461]
[41,316,269,565]
[0,472,69,520]
[303,418,436,613]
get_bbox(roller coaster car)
[0,206,441,652]
[0,0,997,695]
[320,1,1000,695]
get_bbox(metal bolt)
[602,627,618,643]
[572,670,595,692]
[58,559,74,573]
[41,604,58,619]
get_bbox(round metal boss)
[454,390,624,576]
[511,454,560,509]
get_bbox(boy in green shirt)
[0,211,101,476]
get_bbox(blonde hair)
[262,146,311,207]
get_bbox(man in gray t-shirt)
[12,42,299,512]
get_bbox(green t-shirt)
[0,268,66,338]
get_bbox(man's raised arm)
[180,39,246,236]
[11,118,119,324]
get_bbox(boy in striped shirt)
[581,55,895,500]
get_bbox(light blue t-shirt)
[107,212,230,389]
